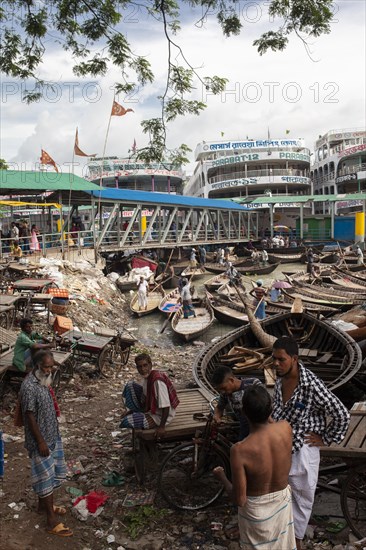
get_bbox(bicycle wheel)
[158,441,230,510]
[98,344,115,377]
[341,464,366,539]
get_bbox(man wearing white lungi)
[214,385,296,550]
[272,336,350,549]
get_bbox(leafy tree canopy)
[0,0,334,164]
[0,159,9,170]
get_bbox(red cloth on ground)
[73,491,109,513]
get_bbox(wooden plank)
[345,416,366,449]
[316,352,333,364]
[337,414,362,448]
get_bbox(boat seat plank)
[134,388,213,442]
[315,352,334,363]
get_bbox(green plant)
[124,505,168,540]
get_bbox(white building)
[311,128,366,214]
[185,138,311,200]
[87,157,185,194]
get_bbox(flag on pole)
[285,129,291,134]
[40,149,59,173]
[131,138,137,153]
[111,100,134,116]
[74,128,96,157]
[220,131,225,137]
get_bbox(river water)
[126,261,305,348]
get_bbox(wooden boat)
[282,288,354,309]
[193,310,362,393]
[154,271,179,289]
[158,286,198,314]
[204,273,231,292]
[287,273,366,301]
[117,273,154,292]
[180,265,206,279]
[130,255,159,272]
[204,261,280,276]
[171,298,215,342]
[268,253,305,264]
[130,286,165,317]
[292,269,366,291]
[204,258,254,273]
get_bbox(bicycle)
[95,327,136,378]
[158,403,238,511]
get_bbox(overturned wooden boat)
[193,310,362,393]
[171,298,215,342]
[130,286,165,317]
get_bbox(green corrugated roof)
[234,193,366,205]
[0,170,99,192]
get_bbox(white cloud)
[1,1,365,176]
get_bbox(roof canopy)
[234,193,366,205]
[0,170,99,194]
[87,187,249,210]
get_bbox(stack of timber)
[193,309,362,394]
[219,346,276,386]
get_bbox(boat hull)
[193,311,362,393]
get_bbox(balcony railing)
[208,168,310,184]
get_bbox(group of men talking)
[18,333,350,547]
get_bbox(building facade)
[185,138,311,200]
[311,128,366,214]
[87,157,185,194]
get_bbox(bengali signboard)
[209,175,310,191]
[335,173,357,184]
[197,138,305,158]
[338,144,366,158]
[211,151,310,168]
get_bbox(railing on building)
[209,168,310,184]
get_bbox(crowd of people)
[0,220,41,256]
[15,335,351,546]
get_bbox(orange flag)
[74,128,96,157]
[40,149,59,173]
[111,100,134,116]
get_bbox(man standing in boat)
[249,280,267,320]
[356,245,364,266]
[180,278,197,319]
[271,336,350,550]
[137,276,148,311]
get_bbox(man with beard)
[120,353,179,438]
[271,336,350,549]
[20,350,72,537]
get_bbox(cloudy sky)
[1,0,365,177]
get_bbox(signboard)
[335,173,357,184]
[201,139,304,155]
[211,151,310,168]
[338,144,366,158]
[209,175,310,191]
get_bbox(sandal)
[47,523,73,537]
[325,520,347,533]
[102,471,125,487]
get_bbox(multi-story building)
[311,128,366,214]
[185,138,311,199]
[87,156,184,194]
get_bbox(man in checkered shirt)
[272,336,350,550]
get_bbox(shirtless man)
[214,385,295,550]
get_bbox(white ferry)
[87,156,185,194]
[185,138,311,200]
[311,128,366,214]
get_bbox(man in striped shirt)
[272,336,350,549]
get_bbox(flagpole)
[98,95,115,239]
[67,129,77,259]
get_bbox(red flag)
[74,128,96,157]
[40,149,59,173]
[111,100,134,116]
